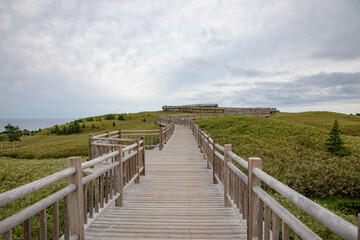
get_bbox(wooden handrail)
[181,115,358,240]
[0,167,76,207]
[253,167,358,240]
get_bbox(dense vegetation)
[195,112,360,239]
[1,110,359,239]
[272,111,360,137]
[195,113,360,198]
[0,111,173,159]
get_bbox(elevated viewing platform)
[85,125,247,239]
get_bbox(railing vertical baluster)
[52,202,59,240]
[95,178,99,213]
[109,169,113,199]
[40,209,46,240]
[212,139,218,184]
[248,157,262,240]
[208,134,212,169]
[115,146,123,207]
[272,211,279,240]
[282,222,290,240]
[224,144,232,207]
[105,172,109,203]
[24,218,31,240]
[141,137,146,175]
[83,184,87,224]
[159,127,163,150]
[358,213,360,240]
[2,230,12,240]
[63,196,69,240]
[67,157,84,240]
[264,204,271,240]
[135,139,140,184]
[100,174,104,208]
[89,181,94,218]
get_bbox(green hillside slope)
[272,111,360,137]
[0,111,174,159]
[195,114,360,199]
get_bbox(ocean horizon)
[0,118,74,132]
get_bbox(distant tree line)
[51,121,82,135]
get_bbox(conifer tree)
[326,120,350,156]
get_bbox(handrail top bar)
[122,129,160,133]
[214,151,225,162]
[82,162,120,185]
[0,167,76,207]
[123,150,138,163]
[252,167,358,240]
[0,184,76,235]
[122,143,138,152]
[227,151,248,169]
[227,162,248,185]
[253,185,321,240]
[92,137,134,142]
[82,151,119,169]
[214,143,224,152]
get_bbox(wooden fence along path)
[1,116,359,240]
[85,125,246,239]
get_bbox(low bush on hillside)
[195,115,360,199]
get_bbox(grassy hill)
[1,110,359,239]
[195,112,360,239]
[195,113,360,199]
[0,111,174,159]
[272,111,360,137]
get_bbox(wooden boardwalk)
[85,125,247,239]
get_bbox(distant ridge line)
[162,104,279,116]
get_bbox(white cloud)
[0,0,360,117]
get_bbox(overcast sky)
[1,0,360,118]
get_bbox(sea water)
[0,118,73,132]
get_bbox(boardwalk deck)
[85,125,247,239]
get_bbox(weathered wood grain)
[85,125,246,239]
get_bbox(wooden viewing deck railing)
[0,116,359,240]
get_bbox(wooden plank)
[40,209,46,240]
[67,157,84,240]
[24,218,31,240]
[264,204,271,240]
[89,181,94,218]
[248,157,262,239]
[63,196,70,240]
[282,222,290,240]
[52,202,59,240]
[85,125,247,239]
[272,212,279,240]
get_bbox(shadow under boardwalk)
[85,125,247,239]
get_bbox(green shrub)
[104,114,115,120]
[326,120,351,156]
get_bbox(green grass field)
[0,111,174,159]
[195,112,360,239]
[1,110,359,239]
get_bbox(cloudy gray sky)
[1,0,360,118]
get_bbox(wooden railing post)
[118,128,122,139]
[212,139,218,184]
[224,144,232,207]
[135,139,140,184]
[159,127,163,150]
[67,157,84,240]
[358,213,359,240]
[207,134,212,169]
[114,146,123,207]
[202,131,207,158]
[140,137,146,175]
[248,157,263,240]
[88,134,93,160]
